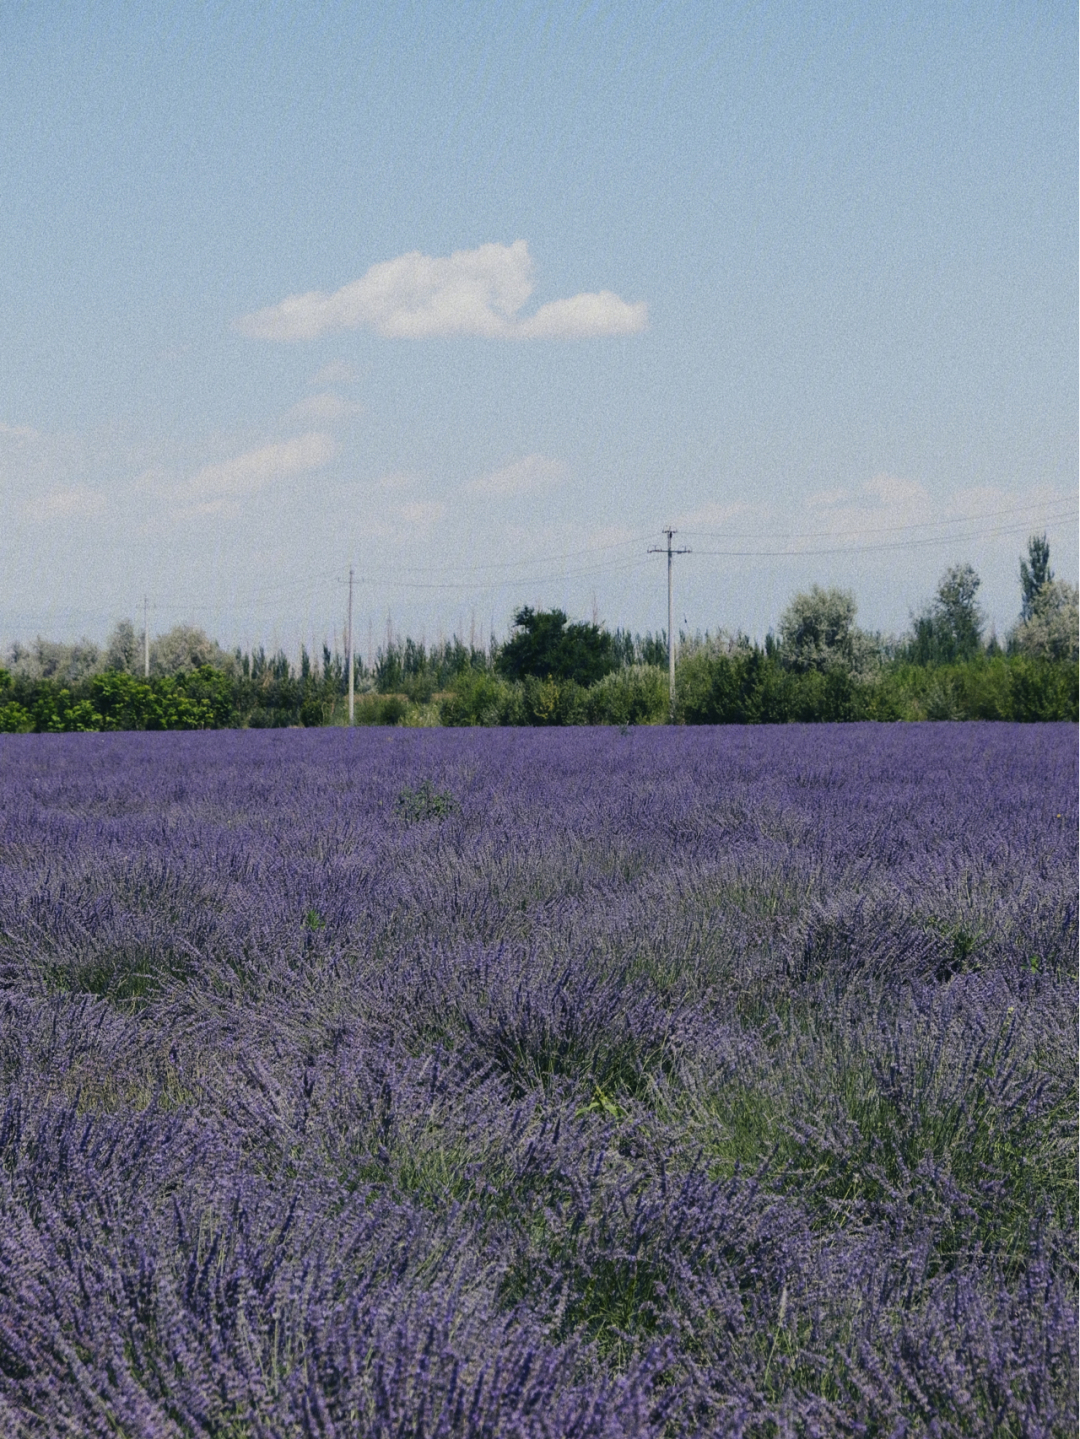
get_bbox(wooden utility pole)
[649,528,690,721]
[143,596,150,678]
[347,565,355,726]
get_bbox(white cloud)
[287,391,360,423]
[465,454,566,497]
[183,432,337,502]
[24,486,106,522]
[311,360,359,386]
[235,241,647,342]
[515,291,647,339]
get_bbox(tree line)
[1,538,1076,732]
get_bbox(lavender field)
[0,724,1075,1437]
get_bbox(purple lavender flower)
[0,723,1074,1434]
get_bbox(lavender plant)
[0,723,1074,1436]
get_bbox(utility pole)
[649,528,690,721]
[143,595,150,678]
[347,565,354,726]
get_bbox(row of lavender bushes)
[0,723,1075,1434]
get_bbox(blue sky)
[1,2,1075,657]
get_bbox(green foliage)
[46,695,102,732]
[521,674,589,725]
[906,563,985,664]
[7,636,102,684]
[6,598,1077,733]
[1011,580,1079,662]
[677,649,866,723]
[777,584,878,676]
[673,647,1078,724]
[497,607,616,686]
[608,629,668,668]
[439,669,596,727]
[395,779,458,824]
[375,636,490,700]
[90,667,235,730]
[585,664,669,725]
[330,692,414,726]
[1019,533,1053,621]
[104,619,139,672]
[1007,657,1080,721]
[149,624,234,677]
[0,669,33,732]
[439,670,520,726]
[0,701,33,734]
[876,656,1079,723]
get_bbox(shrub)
[497,608,617,687]
[586,664,668,725]
[440,671,519,726]
[0,701,34,733]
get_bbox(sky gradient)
[1,2,1076,657]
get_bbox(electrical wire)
[682,511,1079,559]
[13,502,1073,638]
[677,495,1077,544]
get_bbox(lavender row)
[0,724,1075,1435]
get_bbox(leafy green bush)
[874,658,1078,723]
[586,664,668,725]
[1009,657,1080,721]
[439,671,520,726]
[0,701,33,734]
[675,649,1078,725]
[394,779,458,823]
[521,674,588,725]
[497,608,616,686]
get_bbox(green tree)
[1011,581,1079,662]
[909,564,984,664]
[104,619,139,672]
[497,608,616,687]
[777,585,877,676]
[150,625,233,676]
[1019,534,1053,621]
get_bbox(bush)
[0,701,34,733]
[521,675,588,726]
[497,608,616,687]
[586,665,669,725]
[677,650,765,724]
[440,671,520,726]
[1009,658,1080,722]
[349,694,410,726]
[872,658,1077,723]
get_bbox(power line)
[687,511,1079,559]
[130,503,1076,614]
[369,534,654,578]
[678,495,1076,543]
